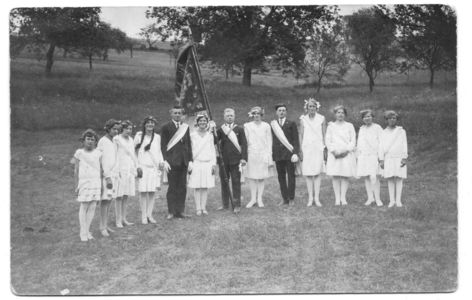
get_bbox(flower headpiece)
[248,106,264,117]
[194,112,209,127]
[304,97,321,113]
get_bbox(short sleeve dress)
[73,148,102,202]
[379,126,408,179]
[300,113,325,176]
[244,121,273,179]
[356,123,382,179]
[188,131,216,188]
[325,121,357,177]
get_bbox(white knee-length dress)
[134,132,163,192]
[188,131,216,188]
[379,126,408,179]
[244,121,273,179]
[300,113,325,176]
[325,121,356,177]
[97,136,119,200]
[114,134,138,197]
[73,148,102,202]
[356,123,382,179]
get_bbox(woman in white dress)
[114,120,138,227]
[134,116,163,224]
[356,109,383,206]
[299,98,326,207]
[326,105,356,205]
[244,106,273,208]
[379,110,408,208]
[188,114,217,216]
[97,119,121,237]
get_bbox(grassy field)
[10,50,457,294]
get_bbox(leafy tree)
[139,23,169,49]
[305,14,350,93]
[10,8,101,74]
[345,7,397,92]
[147,6,336,86]
[391,5,456,88]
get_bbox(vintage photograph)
[9,4,457,295]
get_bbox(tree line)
[10,8,133,74]
[10,6,456,91]
[146,5,456,91]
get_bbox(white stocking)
[99,200,111,231]
[387,179,396,206]
[247,179,257,207]
[332,177,341,205]
[79,203,88,240]
[314,175,322,206]
[395,178,403,206]
[364,178,373,204]
[115,197,123,226]
[305,176,314,204]
[257,180,265,207]
[201,189,208,211]
[139,192,147,222]
[122,196,128,222]
[147,192,155,218]
[85,201,97,237]
[340,178,349,205]
[373,177,382,205]
[194,189,202,212]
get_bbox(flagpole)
[187,37,236,211]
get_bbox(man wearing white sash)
[160,105,193,219]
[216,108,248,213]
[270,104,300,206]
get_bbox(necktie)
[176,122,180,129]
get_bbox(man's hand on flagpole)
[291,154,299,163]
[240,159,247,167]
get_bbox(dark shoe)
[233,207,241,214]
[216,206,229,211]
[175,213,190,219]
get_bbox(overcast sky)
[100,5,371,38]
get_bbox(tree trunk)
[225,67,229,80]
[45,42,56,75]
[63,49,67,58]
[368,73,375,93]
[102,49,108,61]
[130,46,133,58]
[316,76,322,93]
[242,63,252,86]
[88,54,93,70]
[429,67,435,88]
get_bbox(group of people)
[71,98,408,242]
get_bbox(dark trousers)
[219,162,241,208]
[276,160,296,203]
[166,164,187,215]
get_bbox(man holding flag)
[216,108,248,213]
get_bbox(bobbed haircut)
[333,105,347,116]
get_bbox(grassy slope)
[10,51,457,294]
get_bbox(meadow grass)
[10,51,457,294]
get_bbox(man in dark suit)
[216,108,248,213]
[271,104,300,206]
[160,105,192,219]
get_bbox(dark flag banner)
[175,43,207,116]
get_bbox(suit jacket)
[216,124,248,166]
[160,121,192,167]
[271,119,300,161]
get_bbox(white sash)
[192,132,212,160]
[221,124,241,153]
[167,123,189,151]
[270,120,294,153]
